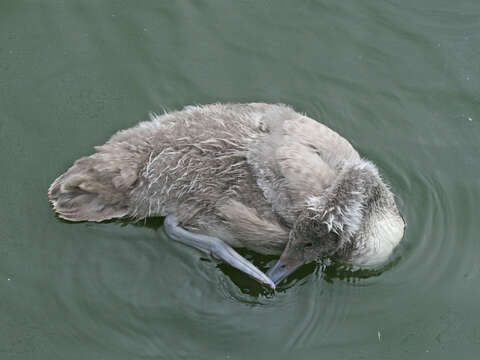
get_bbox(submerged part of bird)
[48,103,405,288]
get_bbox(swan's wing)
[276,114,360,197]
[247,108,360,224]
[276,140,335,200]
[281,115,360,169]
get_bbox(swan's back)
[49,103,359,253]
[50,104,262,221]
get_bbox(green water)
[1,1,479,359]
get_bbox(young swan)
[48,103,405,288]
[266,160,405,283]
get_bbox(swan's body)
[49,103,404,286]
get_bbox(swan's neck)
[305,159,404,265]
[306,159,384,239]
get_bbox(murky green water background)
[1,1,479,359]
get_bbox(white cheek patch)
[351,212,405,267]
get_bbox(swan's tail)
[48,144,140,222]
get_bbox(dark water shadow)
[217,249,401,296]
[53,213,401,296]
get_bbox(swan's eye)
[304,242,313,248]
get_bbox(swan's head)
[267,160,405,284]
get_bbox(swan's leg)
[164,215,275,289]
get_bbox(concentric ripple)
[37,0,480,357]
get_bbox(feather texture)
[48,103,404,262]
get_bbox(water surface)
[1,1,479,359]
